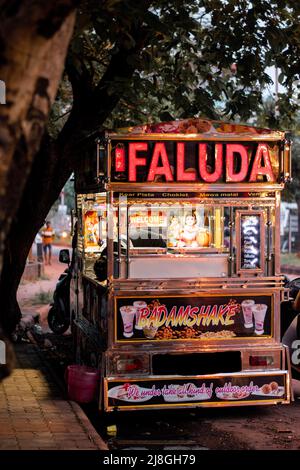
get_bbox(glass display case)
[127,203,223,251]
[80,195,278,280]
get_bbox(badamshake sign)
[115,293,273,343]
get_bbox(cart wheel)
[47,305,70,335]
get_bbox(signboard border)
[104,371,289,411]
[236,210,265,275]
[114,292,274,344]
[109,139,281,184]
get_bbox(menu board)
[241,214,261,269]
[237,211,264,274]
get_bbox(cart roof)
[108,118,285,140]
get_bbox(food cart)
[70,118,292,411]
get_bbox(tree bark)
[0,134,60,332]
[0,1,76,275]
[0,5,151,334]
[0,1,76,377]
[0,7,151,335]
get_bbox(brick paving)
[0,343,107,450]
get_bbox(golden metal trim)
[103,371,289,411]
[236,210,265,275]
[108,134,283,142]
[114,292,274,344]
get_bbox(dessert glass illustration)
[133,300,147,330]
[241,299,255,328]
[252,303,267,335]
[143,325,158,339]
[120,306,136,338]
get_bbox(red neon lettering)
[199,144,223,182]
[147,143,174,182]
[226,144,248,182]
[129,142,147,181]
[249,143,275,182]
[177,143,196,181]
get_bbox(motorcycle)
[281,275,300,380]
[47,249,71,335]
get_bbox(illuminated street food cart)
[71,118,292,411]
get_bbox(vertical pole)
[267,207,272,276]
[274,191,281,276]
[275,67,279,118]
[229,207,234,276]
[107,190,114,281]
[214,208,222,248]
[126,204,129,278]
[117,197,122,278]
[96,140,100,179]
[98,214,102,245]
[288,211,292,254]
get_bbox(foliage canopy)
[50,0,300,134]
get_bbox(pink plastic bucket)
[66,365,99,403]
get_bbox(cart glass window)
[80,194,107,253]
[84,208,107,251]
[127,203,227,252]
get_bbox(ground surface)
[0,343,107,450]
[13,248,300,450]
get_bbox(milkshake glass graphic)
[143,325,158,339]
[241,299,255,328]
[133,301,147,330]
[252,304,268,335]
[120,306,136,338]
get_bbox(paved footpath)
[0,343,108,450]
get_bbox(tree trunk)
[0,1,76,276]
[0,3,76,373]
[0,1,151,343]
[0,133,68,333]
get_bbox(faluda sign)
[112,140,279,184]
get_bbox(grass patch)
[281,253,300,267]
[31,290,53,305]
